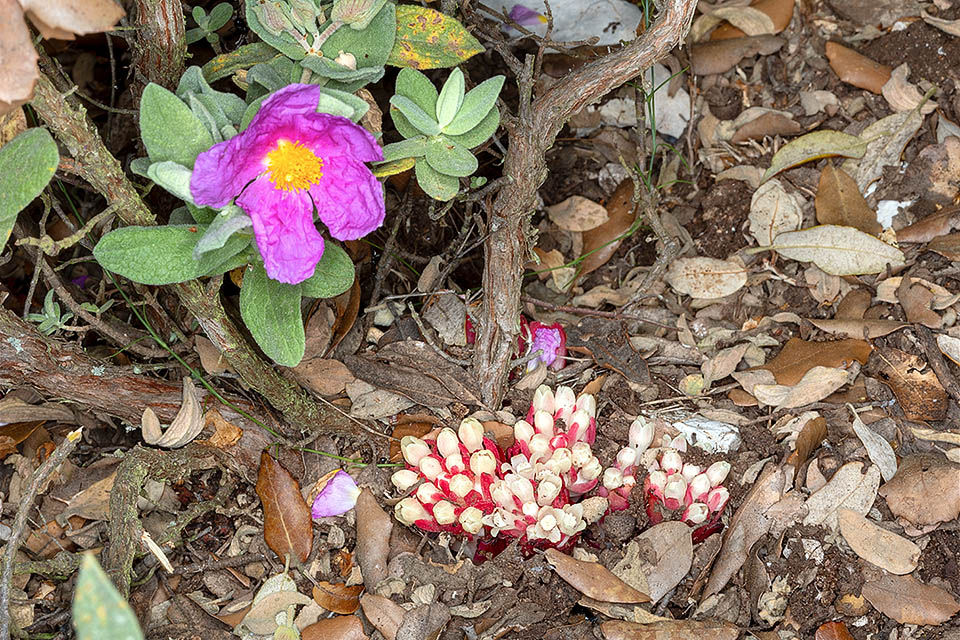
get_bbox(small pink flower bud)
[459,506,484,534]
[514,420,535,444]
[400,436,430,466]
[663,475,687,510]
[706,461,731,487]
[645,469,667,497]
[660,449,683,475]
[554,386,576,423]
[681,463,701,482]
[444,453,466,475]
[603,467,624,490]
[436,428,460,458]
[567,408,591,443]
[415,482,441,505]
[391,469,419,492]
[686,473,711,504]
[616,446,637,470]
[433,500,456,525]
[395,497,429,525]
[549,434,570,450]
[532,385,555,415]
[706,486,729,512]
[682,502,709,524]
[470,449,497,476]
[458,418,485,453]
[536,474,562,505]
[448,474,473,498]
[533,410,555,438]
[419,455,442,481]
[570,442,592,467]
[668,434,687,451]
[628,417,654,452]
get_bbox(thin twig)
[407,302,472,366]
[520,295,676,331]
[0,429,81,640]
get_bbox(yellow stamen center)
[265,140,324,191]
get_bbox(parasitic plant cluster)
[391,385,731,553]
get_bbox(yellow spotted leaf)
[387,5,483,69]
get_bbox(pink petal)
[309,157,385,240]
[311,470,361,518]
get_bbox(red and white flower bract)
[392,386,732,553]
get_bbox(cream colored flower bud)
[400,436,430,466]
[533,410,555,438]
[448,473,473,498]
[436,427,460,458]
[579,456,602,482]
[536,475,562,505]
[532,385,555,414]
[687,473,711,503]
[394,497,428,525]
[459,506,484,534]
[418,455,442,481]
[458,417,485,452]
[576,393,596,418]
[433,500,456,525]
[506,474,535,504]
[528,434,550,462]
[554,386,576,422]
[616,446,637,470]
[444,453,466,475]
[682,502,709,524]
[470,449,497,476]
[681,463,701,482]
[548,447,573,474]
[705,461,731,487]
[603,467,624,490]
[514,419,535,444]
[660,449,683,475]
[391,469,419,492]
[571,441,592,466]
[628,417,654,452]
[490,480,514,508]
[415,481,440,505]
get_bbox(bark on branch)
[475,0,698,406]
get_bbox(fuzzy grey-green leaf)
[436,68,465,129]
[300,244,355,298]
[445,106,500,149]
[140,83,214,168]
[73,554,144,640]
[239,262,305,366]
[390,95,440,135]
[395,67,439,115]
[425,137,477,177]
[0,127,59,249]
[415,159,459,201]
[381,136,429,162]
[443,75,504,136]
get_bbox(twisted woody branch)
[475,0,698,407]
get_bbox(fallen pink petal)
[311,470,362,518]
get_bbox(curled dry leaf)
[937,334,960,366]
[302,615,367,640]
[355,487,393,591]
[842,109,924,193]
[312,582,364,614]
[825,42,891,94]
[872,347,948,422]
[862,574,960,625]
[878,454,960,527]
[613,521,693,603]
[815,621,855,640]
[690,35,785,76]
[578,179,636,280]
[730,111,802,143]
[806,318,907,339]
[802,461,880,531]
[928,233,960,261]
[875,277,960,310]
[664,256,747,299]
[921,9,960,36]
[815,165,881,234]
[360,594,405,640]
[691,6,775,42]
[760,130,867,184]
[755,225,904,276]
[547,195,609,232]
[140,377,204,448]
[882,64,937,115]
[256,452,314,563]
[708,0,794,40]
[600,619,740,640]
[837,508,919,575]
[749,179,803,246]
[848,405,897,482]
[896,205,960,243]
[545,548,651,604]
[759,337,872,386]
[752,364,857,409]
[785,415,826,470]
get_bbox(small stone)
[244,561,266,580]
[835,593,870,616]
[603,512,636,542]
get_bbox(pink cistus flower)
[392,385,609,558]
[508,4,547,26]
[190,83,385,284]
[525,321,567,372]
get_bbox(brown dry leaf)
[848,406,897,482]
[837,508,920,575]
[194,336,232,375]
[876,276,959,310]
[842,109,924,194]
[785,416,826,469]
[692,5,775,42]
[752,364,857,409]
[312,582,364,614]
[896,206,960,243]
[292,358,355,397]
[690,35,785,75]
[600,619,739,640]
[705,464,787,597]
[20,0,124,40]
[613,521,693,602]
[806,318,907,339]
[709,0,794,40]
[871,347,948,421]
[360,594,405,640]
[58,470,116,523]
[0,421,43,458]
[815,621,855,640]
[702,343,750,388]
[758,337,871,386]
[547,195,609,232]
[897,278,940,328]
[388,416,438,462]
[664,256,747,299]
[835,289,871,320]
[825,42,891,94]
[878,454,960,527]
[802,461,880,531]
[0,1,39,114]
[578,179,636,280]
[201,408,243,449]
[927,233,960,260]
[862,574,960,625]
[328,278,361,356]
[302,615,367,640]
[255,452,314,563]
[545,548,651,604]
[815,165,881,234]
[355,487,392,591]
[882,63,937,115]
[730,112,802,143]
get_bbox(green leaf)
[240,262,305,366]
[372,156,416,178]
[381,136,429,162]
[245,0,307,59]
[425,137,477,177]
[390,95,440,135]
[94,225,249,285]
[319,2,396,92]
[300,243,355,298]
[185,28,206,44]
[445,106,500,149]
[194,205,252,259]
[415,159,459,201]
[146,161,194,203]
[140,83,214,168]
[395,68,439,115]
[73,554,144,640]
[443,75,504,136]
[207,2,234,30]
[388,5,484,69]
[436,68,465,129]
[203,43,279,83]
[0,127,59,250]
[316,87,370,122]
[299,55,385,85]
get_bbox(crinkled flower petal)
[190,132,264,209]
[528,322,566,370]
[237,178,325,284]
[312,470,361,518]
[309,157,385,240]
